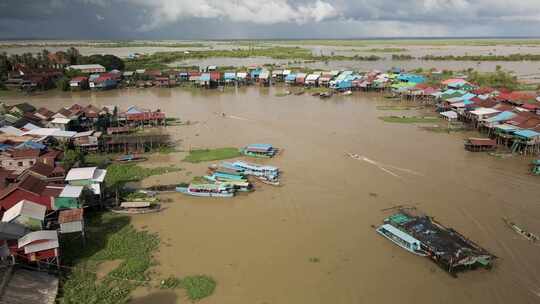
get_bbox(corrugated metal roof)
[0,126,24,136]
[514,129,540,139]
[66,167,97,181]
[18,230,58,248]
[59,185,83,198]
[93,169,107,182]
[470,108,500,116]
[0,222,28,240]
[50,117,71,124]
[2,200,46,223]
[485,111,517,123]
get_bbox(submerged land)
[1,39,540,304]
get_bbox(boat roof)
[246,143,273,150]
[380,224,421,244]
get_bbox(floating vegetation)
[180,275,217,301]
[60,213,160,304]
[183,148,241,163]
[308,257,321,263]
[105,164,182,187]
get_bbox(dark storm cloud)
[0,0,539,39]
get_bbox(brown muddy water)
[3,87,540,303]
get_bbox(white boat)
[176,184,235,198]
[376,224,428,256]
[232,161,279,178]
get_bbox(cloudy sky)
[1,0,539,39]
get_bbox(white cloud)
[131,0,338,31]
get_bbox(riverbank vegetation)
[183,148,241,163]
[379,116,441,123]
[59,212,160,304]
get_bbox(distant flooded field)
[3,87,540,304]
[3,39,540,77]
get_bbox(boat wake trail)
[346,152,424,178]
[214,112,254,122]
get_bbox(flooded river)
[3,87,540,303]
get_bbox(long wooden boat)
[115,154,148,163]
[232,161,279,178]
[503,218,539,242]
[176,183,235,198]
[203,176,253,192]
[111,202,161,214]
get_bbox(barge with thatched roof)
[377,209,495,274]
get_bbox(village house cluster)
[0,100,170,296]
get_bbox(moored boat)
[240,143,280,158]
[376,209,495,274]
[376,224,428,256]
[176,183,235,197]
[111,201,161,214]
[320,92,333,98]
[115,154,148,163]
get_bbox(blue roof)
[397,74,426,83]
[461,93,476,101]
[247,143,273,150]
[0,144,12,151]
[285,74,296,81]
[15,141,46,150]
[250,68,262,78]
[514,129,540,139]
[224,72,236,80]
[199,73,211,81]
[126,106,143,114]
[485,111,516,123]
